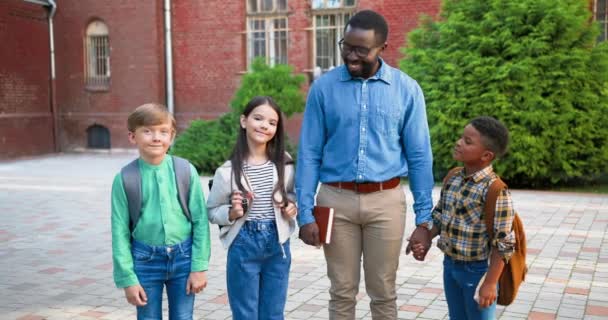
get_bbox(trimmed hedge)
[400,0,608,187]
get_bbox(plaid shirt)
[432,166,515,262]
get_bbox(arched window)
[86,124,111,149]
[85,20,110,89]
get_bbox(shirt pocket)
[372,104,400,137]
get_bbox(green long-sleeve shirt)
[111,156,211,288]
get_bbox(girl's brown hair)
[230,96,289,206]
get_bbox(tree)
[171,58,306,174]
[400,0,608,187]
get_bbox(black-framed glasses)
[338,38,379,57]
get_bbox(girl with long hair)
[207,96,297,320]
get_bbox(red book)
[313,206,335,244]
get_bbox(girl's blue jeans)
[443,255,497,320]
[227,220,291,320]
[132,237,194,320]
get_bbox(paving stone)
[1,152,606,319]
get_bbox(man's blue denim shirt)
[296,60,434,227]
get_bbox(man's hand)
[281,201,297,219]
[406,226,432,261]
[124,285,147,306]
[186,271,208,295]
[299,222,321,247]
[477,279,497,308]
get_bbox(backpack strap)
[483,177,507,241]
[121,157,193,232]
[121,159,142,231]
[172,155,192,222]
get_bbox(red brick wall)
[53,0,165,150]
[0,0,54,159]
[358,0,442,67]
[171,0,246,129]
[2,0,442,157]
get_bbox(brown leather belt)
[326,177,400,193]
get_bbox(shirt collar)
[460,165,494,183]
[138,155,170,171]
[339,58,392,85]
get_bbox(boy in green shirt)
[111,103,211,319]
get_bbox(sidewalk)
[0,152,607,320]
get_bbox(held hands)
[124,285,147,306]
[299,222,321,248]
[281,201,297,219]
[405,226,432,261]
[186,271,208,295]
[229,191,253,222]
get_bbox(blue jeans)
[132,238,194,320]
[443,255,496,320]
[227,220,291,320]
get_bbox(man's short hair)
[469,116,509,158]
[346,10,389,44]
[127,103,176,132]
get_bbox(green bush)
[230,58,306,116]
[171,58,306,174]
[400,0,608,187]
[171,112,239,174]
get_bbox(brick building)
[2,0,606,158]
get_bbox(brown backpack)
[444,167,527,306]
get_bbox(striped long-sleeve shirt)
[432,166,515,262]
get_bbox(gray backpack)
[121,155,192,231]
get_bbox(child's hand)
[281,201,297,219]
[477,279,497,308]
[228,191,248,221]
[124,285,147,306]
[186,271,208,295]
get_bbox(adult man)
[296,10,434,320]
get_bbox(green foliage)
[171,112,239,174]
[400,0,608,187]
[230,57,307,117]
[171,58,306,174]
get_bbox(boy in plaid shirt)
[409,116,516,319]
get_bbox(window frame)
[247,0,288,14]
[596,0,608,42]
[84,20,111,91]
[245,0,289,67]
[311,6,355,74]
[311,0,356,10]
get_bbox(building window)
[597,0,607,42]
[312,1,356,74]
[85,20,110,89]
[246,0,288,66]
[312,0,355,10]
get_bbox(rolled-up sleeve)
[491,188,516,262]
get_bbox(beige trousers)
[316,184,407,320]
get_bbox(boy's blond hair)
[127,103,176,132]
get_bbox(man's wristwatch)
[417,221,433,231]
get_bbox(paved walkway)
[1,152,607,320]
